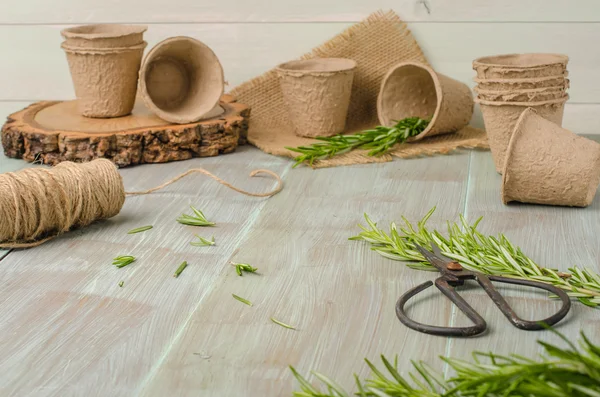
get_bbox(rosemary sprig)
[271,317,296,330]
[177,206,215,226]
[286,117,429,167]
[174,261,188,278]
[127,225,153,234]
[231,262,258,276]
[291,330,600,396]
[191,235,215,247]
[350,207,600,307]
[112,255,136,268]
[232,294,253,306]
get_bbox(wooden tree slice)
[1,94,250,167]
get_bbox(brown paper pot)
[377,62,474,141]
[139,36,224,124]
[475,86,567,102]
[61,24,147,49]
[275,58,356,138]
[502,108,600,207]
[474,75,569,91]
[477,96,568,173]
[473,53,568,79]
[62,43,146,118]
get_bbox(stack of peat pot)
[475,53,600,207]
[473,53,570,173]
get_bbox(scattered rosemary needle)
[112,255,136,268]
[286,117,429,167]
[232,294,253,306]
[271,317,296,330]
[231,262,258,276]
[191,235,215,247]
[127,225,153,234]
[177,206,216,227]
[174,261,188,278]
[118,281,124,288]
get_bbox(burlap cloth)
[230,10,489,168]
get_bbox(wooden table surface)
[1,144,599,397]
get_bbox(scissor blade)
[414,244,448,272]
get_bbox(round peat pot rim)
[473,85,566,95]
[473,73,569,85]
[139,36,225,124]
[500,107,535,203]
[474,95,569,107]
[473,53,569,70]
[377,62,442,140]
[61,24,148,40]
[276,58,357,75]
[61,41,147,54]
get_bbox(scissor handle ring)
[395,280,487,337]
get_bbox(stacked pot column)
[473,54,570,173]
[61,24,148,118]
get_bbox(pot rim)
[474,85,566,95]
[473,74,568,85]
[473,53,569,69]
[139,36,225,124]
[276,58,357,74]
[61,41,147,54]
[61,24,148,40]
[500,108,538,203]
[475,95,569,107]
[377,61,443,141]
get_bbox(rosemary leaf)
[127,225,153,234]
[118,281,124,288]
[232,294,253,306]
[174,261,188,278]
[112,255,136,268]
[286,117,429,168]
[291,330,600,396]
[191,235,216,247]
[271,317,296,330]
[350,208,600,306]
[231,262,258,276]
[177,206,215,227]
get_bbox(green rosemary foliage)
[231,262,258,276]
[286,117,429,168]
[112,255,136,268]
[191,235,215,247]
[271,317,296,330]
[173,261,188,278]
[176,206,215,226]
[127,225,153,234]
[349,207,600,307]
[291,330,600,396]
[232,294,253,306]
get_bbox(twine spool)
[0,159,283,249]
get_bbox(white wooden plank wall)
[0,1,599,138]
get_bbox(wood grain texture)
[1,96,249,166]
[0,0,599,23]
[0,147,288,397]
[140,153,471,396]
[1,23,600,103]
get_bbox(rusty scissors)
[395,243,571,337]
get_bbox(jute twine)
[0,159,283,249]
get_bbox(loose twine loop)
[0,159,283,249]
